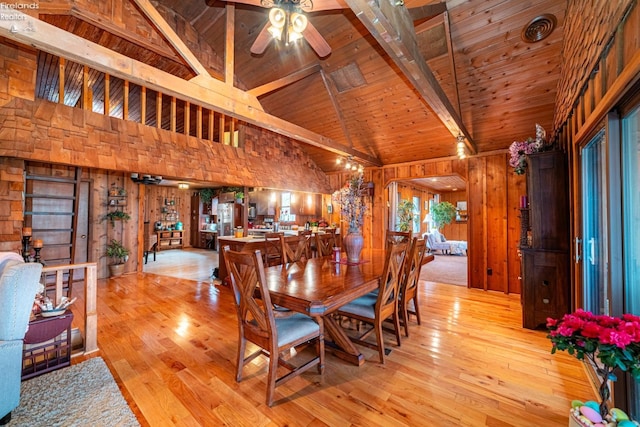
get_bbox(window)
[412,196,420,233]
[622,104,640,419]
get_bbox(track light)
[336,156,365,174]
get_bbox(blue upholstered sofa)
[0,253,42,425]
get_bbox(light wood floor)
[75,249,595,426]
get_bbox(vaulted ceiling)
[33,0,566,175]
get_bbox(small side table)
[22,310,73,380]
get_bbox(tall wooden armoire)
[520,150,571,329]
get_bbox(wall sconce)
[178,183,189,190]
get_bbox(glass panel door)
[621,105,640,418]
[581,130,609,315]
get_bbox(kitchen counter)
[217,235,277,279]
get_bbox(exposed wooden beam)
[320,69,353,147]
[414,10,443,35]
[443,11,461,119]
[407,2,447,22]
[131,0,209,77]
[345,0,477,155]
[1,11,381,166]
[248,64,322,97]
[225,4,235,85]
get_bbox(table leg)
[323,315,365,366]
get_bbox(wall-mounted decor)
[456,201,468,221]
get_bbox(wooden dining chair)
[315,232,336,257]
[263,232,284,266]
[280,234,311,263]
[398,237,427,337]
[222,246,324,407]
[336,242,408,363]
[386,230,411,247]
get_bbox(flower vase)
[344,230,364,264]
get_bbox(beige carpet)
[9,357,139,426]
[419,253,468,286]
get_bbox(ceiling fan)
[210,0,340,57]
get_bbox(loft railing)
[35,51,240,147]
[42,262,98,355]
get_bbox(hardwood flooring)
[74,249,595,426]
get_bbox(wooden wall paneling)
[95,171,109,278]
[136,183,145,272]
[370,167,384,250]
[623,4,640,65]
[467,156,486,290]
[507,161,526,294]
[451,158,468,180]
[435,160,453,176]
[485,155,508,292]
[0,158,25,252]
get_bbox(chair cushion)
[275,313,319,347]
[338,293,377,318]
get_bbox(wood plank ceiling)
[34,0,566,175]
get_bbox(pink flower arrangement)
[547,309,640,418]
[508,123,548,174]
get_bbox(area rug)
[419,253,468,286]
[8,357,139,427]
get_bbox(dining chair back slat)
[263,232,284,266]
[223,246,324,406]
[281,234,311,263]
[399,237,427,337]
[315,233,336,257]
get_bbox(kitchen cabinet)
[250,190,276,216]
[302,193,320,216]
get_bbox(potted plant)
[235,191,244,203]
[430,201,456,230]
[106,239,130,277]
[200,188,214,205]
[547,310,640,426]
[105,210,131,227]
[396,200,415,232]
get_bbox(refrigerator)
[217,202,243,237]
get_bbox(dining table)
[264,250,386,366]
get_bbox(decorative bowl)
[40,308,66,318]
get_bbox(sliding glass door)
[581,130,609,315]
[621,105,640,419]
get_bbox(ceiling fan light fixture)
[269,7,286,29]
[290,12,308,33]
[268,25,283,40]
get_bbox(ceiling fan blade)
[209,0,265,7]
[308,0,348,11]
[250,22,273,55]
[302,22,331,57]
